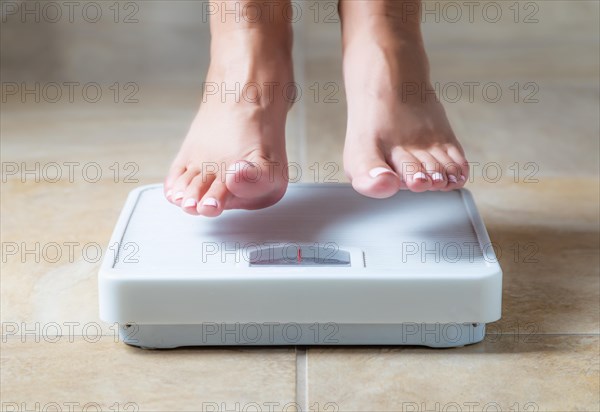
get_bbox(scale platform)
[99,183,502,348]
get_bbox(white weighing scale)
[99,184,502,348]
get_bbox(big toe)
[345,146,402,199]
[197,180,230,218]
[225,159,286,200]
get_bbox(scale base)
[119,323,486,349]
[101,184,502,349]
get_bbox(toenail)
[173,192,184,201]
[460,175,466,182]
[448,175,458,184]
[183,198,196,208]
[166,190,173,198]
[202,197,218,208]
[432,172,444,182]
[413,172,428,182]
[369,167,395,179]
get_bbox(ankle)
[209,25,293,77]
[345,22,423,52]
[203,45,295,112]
[212,24,292,52]
[210,1,293,55]
[340,1,423,47]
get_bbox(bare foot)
[164,4,293,217]
[340,0,469,198]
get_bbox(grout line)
[295,346,309,410]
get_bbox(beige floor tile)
[1,179,145,328]
[306,335,600,412]
[472,180,600,335]
[1,337,297,411]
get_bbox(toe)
[390,149,432,192]
[345,146,401,199]
[353,165,402,199]
[225,159,285,200]
[181,174,214,215]
[197,180,230,218]
[170,168,200,206]
[446,145,469,184]
[412,150,448,190]
[164,163,186,200]
[430,147,462,191]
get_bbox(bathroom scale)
[99,183,502,348]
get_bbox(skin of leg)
[339,0,469,198]
[165,0,295,217]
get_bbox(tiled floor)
[2,1,599,411]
